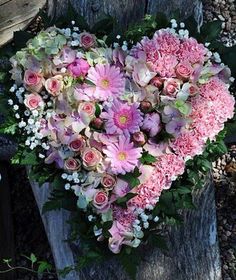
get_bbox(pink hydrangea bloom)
[84,64,125,101]
[101,99,143,135]
[103,136,142,175]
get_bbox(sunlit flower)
[103,136,142,174]
[84,64,125,101]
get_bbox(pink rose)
[67,58,90,77]
[101,174,116,190]
[24,70,43,92]
[150,76,163,88]
[24,93,43,110]
[91,117,104,130]
[45,75,63,96]
[79,32,96,49]
[163,78,180,97]
[93,191,109,209]
[78,102,95,117]
[81,148,102,170]
[140,100,152,112]
[176,62,193,81]
[132,131,146,146]
[64,157,81,171]
[69,136,85,152]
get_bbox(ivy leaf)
[140,151,156,164]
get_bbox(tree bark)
[28,1,221,280]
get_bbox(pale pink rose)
[24,93,44,110]
[132,61,156,87]
[78,102,96,117]
[81,148,102,170]
[24,70,43,92]
[64,157,81,171]
[93,191,109,209]
[67,58,90,77]
[176,62,193,81]
[45,75,63,96]
[69,136,85,152]
[79,32,96,49]
[163,78,180,97]
[101,174,116,190]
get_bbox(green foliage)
[116,193,137,208]
[140,151,156,164]
[118,249,142,280]
[119,167,141,189]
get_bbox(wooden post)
[0,162,15,280]
[27,2,222,280]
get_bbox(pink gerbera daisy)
[84,64,125,101]
[103,136,142,175]
[101,99,143,135]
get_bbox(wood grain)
[0,0,46,47]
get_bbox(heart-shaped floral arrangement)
[8,24,235,255]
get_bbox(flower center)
[119,115,128,124]
[101,79,110,89]
[117,151,127,161]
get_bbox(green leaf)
[30,253,37,264]
[177,186,192,194]
[58,266,74,278]
[116,193,137,208]
[174,100,191,115]
[95,103,101,117]
[200,20,222,42]
[119,168,141,189]
[37,261,52,274]
[140,151,156,164]
[118,250,141,280]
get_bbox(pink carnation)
[177,38,207,64]
[153,29,180,55]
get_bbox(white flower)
[71,20,75,25]
[13,105,19,110]
[88,215,94,222]
[65,183,71,190]
[8,99,13,105]
[143,222,149,229]
[28,119,34,125]
[24,110,30,117]
[25,140,30,146]
[116,35,121,39]
[15,113,20,119]
[153,216,159,222]
[61,173,68,179]
[39,153,45,159]
[180,22,185,28]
